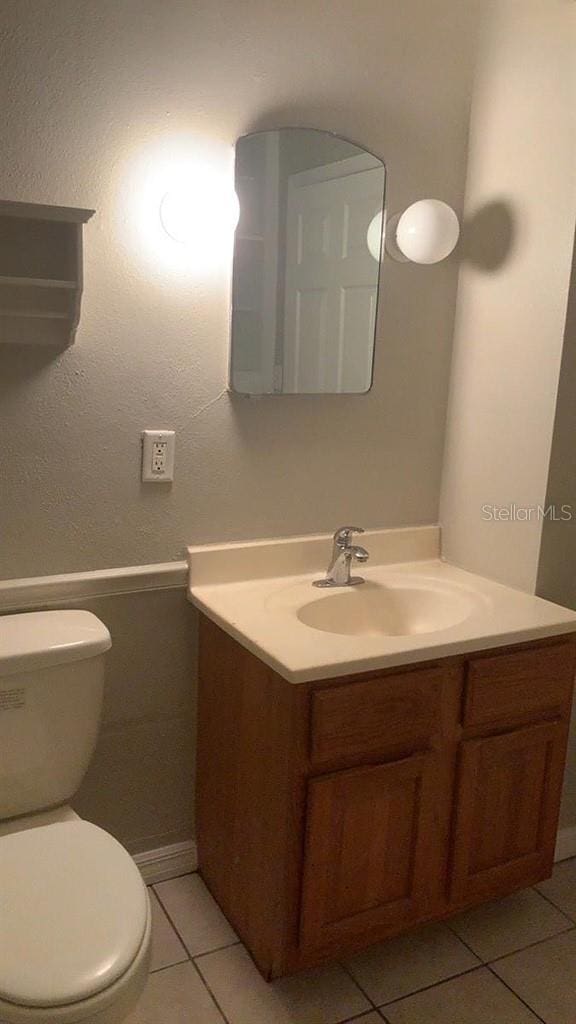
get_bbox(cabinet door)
[450,720,567,904]
[299,753,442,952]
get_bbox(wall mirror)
[229,128,386,395]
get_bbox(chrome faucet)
[313,526,369,588]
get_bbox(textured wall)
[0,0,486,853]
[0,0,482,580]
[2,0,576,850]
[439,0,576,832]
[69,588,197,854]
[537,240,576,829]
[537,242,576,612]
[440,0,576,592]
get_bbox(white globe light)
[395,199,460,264]
[367,211,384,261]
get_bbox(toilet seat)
[0,908,151,1024]
[0,821,149,1010]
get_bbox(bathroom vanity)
[189,528,576,979]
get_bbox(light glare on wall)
[125,138,238,278]
[160,185,240,245]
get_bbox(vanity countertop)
[187,527,576,683]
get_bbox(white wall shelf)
[0,198,94,346]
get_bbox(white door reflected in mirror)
[229,128,386,396]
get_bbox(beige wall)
[5,1,576,850]
[440,0,576,831]
[537,240,576,828]
[0,0,482,852]
[0,0,481,581]
[62,587,198,854]
[440,0,576,592]
[537,242,576,611]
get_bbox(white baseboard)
[555,826,576,863]
[133,839,198,884]
[133,828,575,890]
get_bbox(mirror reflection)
[230,128,386,395]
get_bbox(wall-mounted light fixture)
[368,199,460,265]
[160,185,240,245]
[127,137,239,277]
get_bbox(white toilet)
[0,610,152,1024]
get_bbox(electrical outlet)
[142,430,175,482]
[152,441,167,473]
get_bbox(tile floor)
[127,858,576,1024]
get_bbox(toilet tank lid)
[0,610,111,678]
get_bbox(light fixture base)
[384,212,410,263]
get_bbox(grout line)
[341,1011,386,1023]
[191,956,233,1024]
[192,940,243,960]
[485,964,546,1023]
[443,919,484,960]
[444,902,575,965]
[145,878,241,1024]
[377,964,483,1008]
[338,1011,375,1019]
[533,885,576,925]
[152,869,199,886]
[146,889,190,972]
[338,960,380,1012]
[442,912,549,1022]
[339,1006,382,1022]
[151,875,240,960]
[148,957,189,976]
[486,924,576,966]
[148,889,194,962]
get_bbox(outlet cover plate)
[142,429,175,482]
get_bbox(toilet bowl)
[0,611,152,1024]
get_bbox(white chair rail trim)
[0,561,188,612]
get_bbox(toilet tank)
[0,610,111,820]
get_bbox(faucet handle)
[333,526,365,548]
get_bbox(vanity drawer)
[310,667,447,765]
[463,641,576,730]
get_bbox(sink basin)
[297,577,484,637]
[189,531,576,681]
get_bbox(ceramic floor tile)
[448,887,572,962]
[196,943,371,1024]
[126,961,225,1024]
[381,966,540,1024]
[536,857,576,921]
[148,889,188,972]
[154,873,238,957]
[491,928,576,1024]
[344,923,480,1006]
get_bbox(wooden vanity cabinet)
[196,615,576,979]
